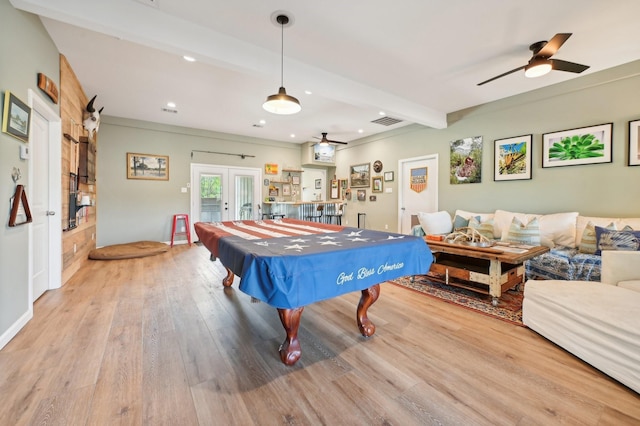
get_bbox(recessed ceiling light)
[290,134,296,138]
[379,111,386,116]
[259,119,266,125]
[304,90,312,95]
[167,102,176,108]
[183,55,196,62]
[358,129,364,133]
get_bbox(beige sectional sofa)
[523,251,640,394]
[413,209,640,282]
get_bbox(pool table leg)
[277,307,304,366]
[222,266,234,287]
[357,284,380,337]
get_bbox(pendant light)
[263,14,301,115]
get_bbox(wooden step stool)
[170,214,191,247]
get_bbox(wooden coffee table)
[422,239,549,306]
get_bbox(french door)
[190,164,261,230]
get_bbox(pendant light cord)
[280,18,284,87]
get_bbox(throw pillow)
[468,217,495,240]
[595,226,640,255]
[453,214,479,231]
[579,221,616,254]
[502,217,541,245]
[417,211,452,235]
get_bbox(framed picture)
[542,123,613,168]
[282,184,291,196]
[629,119,640,166]
[350,163,370,187]
[494,134,532,181]
[357,189,366,201]
[292,175,300,185]
[126,153,169,180]
[315,178,322,189]
[384,171,394,182]
[369,195,377,202]
[330,179,339,199]
[2,91,31,143]
[265,163,278,174]
[372,176,383,193]
[450,136,482,184]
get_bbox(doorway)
[397,154,439,234]
[190,163,261,229]
[28,89,62,301]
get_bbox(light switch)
[181,187,187,193]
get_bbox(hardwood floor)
[1,244,638,425]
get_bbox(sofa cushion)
[417,211,452,235]
[595,226,640,255]
[502,217,541,245]
[468,217,495,240]
[576,215,640,247]
[495,210,577,247]
[619,280,640,292]
[453,214,479,230]
[538,212,579,248]
[579,221,616,254]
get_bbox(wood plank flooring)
[0,244,638,425]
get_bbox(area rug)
[88,241,169,260]
[389,275,524,326]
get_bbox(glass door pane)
[235,174,254,220]
[199,173,222,222]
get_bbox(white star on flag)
[386,235,405,240]
[319,241,341,246]
[284,244,308,251]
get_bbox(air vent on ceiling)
[161,107,178,114]
[371,116,403,126]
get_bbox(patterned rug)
[389,275,524,326]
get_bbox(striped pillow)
[468,217,495,240]
[579,221,616,254]
[503,217,541,245]
[595,225,640,255]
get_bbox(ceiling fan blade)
[551,59,590,73]
[313,133,348,145]
[477,65,526,86]
[536,33,572,57]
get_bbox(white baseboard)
[0,308,33,350]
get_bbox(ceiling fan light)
[525,58,552,78]
[263,87,301,115]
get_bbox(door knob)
[46,211,56,216]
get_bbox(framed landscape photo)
[494,134,532,181]
[127,153,169,180]
[2,91,31,143]
[629,119,640,166]
[350,163,370,188]
[542,123,613,168]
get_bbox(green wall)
[334,60,640,230]
[0,0,60,346]
[96,118,302,246]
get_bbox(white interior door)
[191,163,261,230]
[397,154,439,234]
[28,90,62,301]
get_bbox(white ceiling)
[11,0,640,144]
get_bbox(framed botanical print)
[494,134,532,181]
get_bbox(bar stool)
[305,204,324,222]
[171,214,191,247]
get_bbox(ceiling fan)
[314,132,348,146]
[477,33,590,86]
